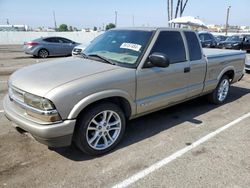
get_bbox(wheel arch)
[217,67,235,83]
[67,90,136,120]
[38,48,49,56]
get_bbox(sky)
[0,0,249,29]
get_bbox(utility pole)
[132,14,135,27]
[6,18,9,25]
[53,11,57,30]
[170,0,173,27]
[115,11,118,27]
[225,6,231,36]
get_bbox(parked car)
[245,54,250,73]
[72,44,88,56]
[198,31,217,48]
[23,37,80,58]
[4,28,245,155]
[214,35,228,42]
[217,34,250,52]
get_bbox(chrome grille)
[245,64,250,68]
[73,48,82,52]
[9,86,25,103]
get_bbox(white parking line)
[0,110,4,113]
[0,81,7,83]
[112,112,250,188]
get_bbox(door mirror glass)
[148,53,170,68]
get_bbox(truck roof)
[112,27,194,32]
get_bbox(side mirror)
[148,53,170,68]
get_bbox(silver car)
[245,54,250,73]
[23,37,80,58]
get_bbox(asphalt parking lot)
[0,45,250,188]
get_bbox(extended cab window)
[184,31,202,61]
[151,31,186,64]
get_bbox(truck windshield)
[83,30,153,67]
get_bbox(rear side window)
[151,31,186,64]
[184,32,202,61]
[58,37,72,43]
[43,37,58,43]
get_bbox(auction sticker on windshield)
[120,43,142,52]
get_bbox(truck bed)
[203,48,246,59]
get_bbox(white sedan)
[72,44,88,56]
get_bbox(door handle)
[184,67,190,73]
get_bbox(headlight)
[23,93,61,122]
[232,43,239,46]
[24,93,55,111]
[9,86,62,123]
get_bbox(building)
[0,25,29,31]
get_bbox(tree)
[93,26,97,31]
[105,23,116,30]
[58,24,68,31]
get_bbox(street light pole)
[225,6,231,36]
[132,14,135,27]
[53,11,57,30]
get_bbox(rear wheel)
[38,49,49,58]
[208,75,230,104]
[74,102,126,155]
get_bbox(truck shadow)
[51,85,250,161]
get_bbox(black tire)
[38,49,49,58]
[74,102,126,155]
[245,69,250,74]
[208,75,230,104]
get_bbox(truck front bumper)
[3,95,76,147]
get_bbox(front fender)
[67,89,136,119]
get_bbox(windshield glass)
[225,35,243,42]
[83,30,153,67]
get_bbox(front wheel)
[74,103,126,155]
[208,75,230,104]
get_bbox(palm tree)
[167,0,189,28]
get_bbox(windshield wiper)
[81,52,89,59]
[88,54,116,65]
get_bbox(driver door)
[136,30,190,114]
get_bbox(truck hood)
[9,57,119,97]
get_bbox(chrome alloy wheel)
[217,78,229,102]
[86,110,121,150]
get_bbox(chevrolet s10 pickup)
[3,28,246,155]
